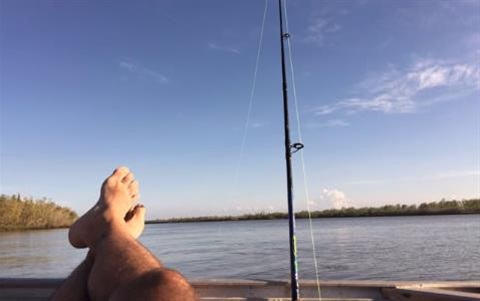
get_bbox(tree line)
[148,198,480,224]
[0,194,78,231]
[1,195,478,228]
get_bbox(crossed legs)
[51,167,197,301]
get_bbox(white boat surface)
[0,278,479,301]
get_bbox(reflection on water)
[0,215,478,280]
[0,229,87,277]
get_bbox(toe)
[123,172,135,184]
[129,180,139,195]
[132,205,146,221]
[105,166,130,187]
[134,204,146,215]
[113,166,130,179]
[131,193,140,202]
[125,204,145,222]
[127,205,146,239]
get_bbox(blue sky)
[1,0,479,219]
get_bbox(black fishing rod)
[278,0,303,299]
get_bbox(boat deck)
[1,278,479,301]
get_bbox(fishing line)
[284,1,322,300]
[229,0,269,205]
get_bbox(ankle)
[90,222,132,252]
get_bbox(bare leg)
[51,204,147,301]
[69,167,197,301]
[50,251,94,301]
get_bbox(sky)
[1,0,479,219]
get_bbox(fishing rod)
[278,0,303,299]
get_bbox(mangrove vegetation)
[148,198,480,224]
[0,194,78,231]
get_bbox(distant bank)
[147,198,480,224]
[2,195,478,230]
[0,194,78,231]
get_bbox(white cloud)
[207,42,240,54]
[119,60,169,84]
[414,66,449,90]
[305,16,341,47]
[318,188,349,209]
[313,58,480,115]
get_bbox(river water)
[0,215,478,280]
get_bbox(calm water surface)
[0,215,479,280]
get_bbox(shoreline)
[3,199,478,230]
[147,199,479,224]
[147,211,480,224]
[2,212,478,232]
[0,225,70,233]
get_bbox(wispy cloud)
[432,170,480,179]
[305,16,341,47]
[207,42,240,54]
[394,1,479,30]
[313,58,480,115]
[119,60,169,84]
[306,119,350,128]
[344,170,480,186]
[250,121,269,128]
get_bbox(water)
[0,215,478,280]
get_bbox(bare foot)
[69,167,140,248]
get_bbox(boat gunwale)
[1,278,478,289]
